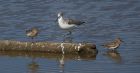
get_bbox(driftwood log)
[0,40,97,54]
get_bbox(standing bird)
[102,37,123,50]
[26,27,39,42]
[57,12,85,35]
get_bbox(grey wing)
[67,19,85,25]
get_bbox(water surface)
[0,0,140,73]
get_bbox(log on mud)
[0,40,97,54]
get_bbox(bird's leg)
[63,30,73,42]
[111,49,116,52]
[31,37,34,43]
[67,31,72,35]
[69,31,72,35]
[63,36,73,43]
[63,31,71,38]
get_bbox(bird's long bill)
[120,39,125,44]
[120,39,124,43]
[55,17,58,22]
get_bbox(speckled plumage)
[26,27,39,39]
[102,38,123,50]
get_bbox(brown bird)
[26,27,39,40]
[102,37,123,50]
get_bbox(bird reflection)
[103,50,122,64]
[28,58,39,73]
[59,55,65,73]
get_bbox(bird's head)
[56,12,64,22]
[57,12,64,17]
[116,37,124,43]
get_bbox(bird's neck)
[58,16,64,22]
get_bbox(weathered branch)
[0,40,97,54]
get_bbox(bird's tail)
[81,21,85,24]
[101,44,105,46]
[77,21,85,25]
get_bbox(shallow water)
[0,0,140,73]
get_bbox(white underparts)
[58,17,75,29]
